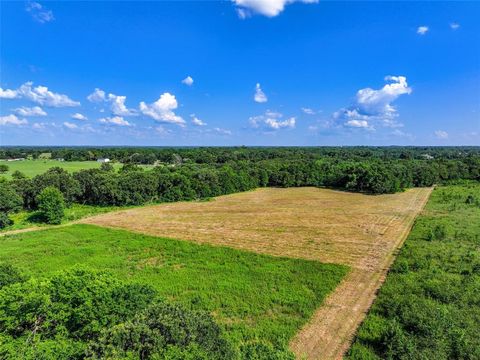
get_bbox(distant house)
[97,158,110,163]
[55,158,65,162]
[421,154,434,160]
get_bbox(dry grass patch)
[83,187,432,359]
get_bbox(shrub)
[0,212,13,229]
[0,264,24,290]
[88,301,236,360]
[0,164,8,174]
[0,182,22,213]
[36,186,65,224]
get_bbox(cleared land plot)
[0,159,154,178]
[0,224,347,352]
[83,187,432,359]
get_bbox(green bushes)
[0,266,235,360]
[346,184,480,360]
[37,186,65,224]
[0,181,22,228]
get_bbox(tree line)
[1,148,479,227]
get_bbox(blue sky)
[1,0,479,146]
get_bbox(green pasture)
[0,224,348,349]
[347,183,480,359]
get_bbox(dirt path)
[290,187,432,359]
[82,186,433,359]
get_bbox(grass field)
[82,186,432,359]
[0,159,155,178]
[0,224,348,352]
[0,160,118,178]
[347,183,480,359]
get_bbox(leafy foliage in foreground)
[0,225,347,358]
[346,183,480,360]
[0,267,246,359]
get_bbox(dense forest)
[1,147,479,227]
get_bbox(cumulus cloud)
[0,114,28,126]
[63,122,78,129]
[450,22,460,30]
[87,88,135,116]
[1,82,79,107]
[435,130,448,139]
[190,114,206,126]
[234,0,318,18]
[181,76,194,86]
[108,94,136,116]
[25,1,54,23]
[99,116,131,126]
[139,92,185,126]
[417,26,429,35]
[87,88,106,103]
[0,87,19,99]
[71,113,88,121]
[345,120,370,128]
[14,106,47,117]
[249,110,295,130]
[254,83,268,103]
[333,75,412,130]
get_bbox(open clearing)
[0,224,347,352]
[83,186,432,359]
[0,159,155,178]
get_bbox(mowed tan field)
[82,187,432,359]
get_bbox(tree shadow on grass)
[26,211,46,224]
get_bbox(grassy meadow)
[347,183,480,359]
[0,224,348,349]
[0,159,157,178]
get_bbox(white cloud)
[265,117,295,129]
[87,88,106,103]
[71,113,88,121]
[87,88,135,116]
[108,94,136,116]
[99,116,131,127]
[249,110,296,130]
[63,122,78,129]
[14,106,47,117]
[190,114,206,126]
[333,75,412,129]
[435,130,448,139]
[14,82,80,107]
[234,0,318,18]
[345,119,370,128]
[450,22,460,30]
[254,83,268,103]
[0,87,19,99]
[181,76,194,86]
[417,26,429,35]
[301,107,315,115]
[0,114,28,126]
[139,92,185,126]
[213,127,232,135]
[25,1,54,23]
